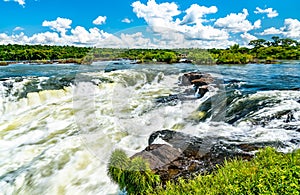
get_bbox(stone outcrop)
[132,130,256,183]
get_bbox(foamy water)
[0,63,300,194]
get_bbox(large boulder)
[132,130,255,183]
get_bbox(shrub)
[107,149,160,194]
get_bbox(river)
[0,62,300,194]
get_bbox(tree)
[249,39,267,48]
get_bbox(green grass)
[154,147,300,195]
[107,149,160,194]
[108,147,300,194]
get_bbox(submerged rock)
[132,130,256,183]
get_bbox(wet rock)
[196,85,209,98]
[191,77,214,87]
[156,72,214,105]
[179,72,213,86]
[132,130,255,183]
[179,72,213,98]
[155,94,180,104]
[285,113,296,123]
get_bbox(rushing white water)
[0,63,300,194]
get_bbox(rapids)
[0,62,299,194]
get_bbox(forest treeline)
[209,36,300,64]
[0,36,299,65]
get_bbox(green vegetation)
[0,44,90,63]
[210,36,300,64]
[107,149,160,194]
[108,147,300,194]
[0,36,299,65]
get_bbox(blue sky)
[0,0,299,48]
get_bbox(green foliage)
[107,149,160,194]
[1,36,299,65]
[152,147,300,194]
[209,37,300,64]
[0,44,90,62]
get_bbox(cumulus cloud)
[0,26,112,46]
[281,18,300,39]
[260,18,300,39]
[181,4,217,25]
[240,32,257,46]
[13,26,24,31]
[3,0,25,7]
[260,27,283,35]
[254,7,278,18]
[215,9,261,33]
[42,17,72,36]
[70,26,111,44]
[122,18,132,23]
[0,32,61,45]
[93,16,107,25]
[132,0,228,42]
[132,0,181,24]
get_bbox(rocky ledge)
[131,129,274,184]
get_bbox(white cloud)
[0,32,61,45]
[13,26,24,31]
[181,4,217,25]
[122,18,132,23]
[0,25,112,46]
[214,9,261,33]
[240,32,257,46]
[42,17,72,36]
[70,26,111,44]
[132,0,228,42]
[260,18,300,39]
[254,7,278,18]
[132,0,181,24]
[93,16,107,25]
[3,0,25,7]
[253,20,261,29]
[183,25,229,41]
[281,18,300,39]
[260,27,283,35]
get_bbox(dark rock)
[178,72,213,87]
[155,94,179,104]
[178,72,202,86]
[196,85,209,98]
[131,144,181,170]
[155,72,213,106]
[133,130,256,184]
[191,77,214,87]
[285,113,295,123]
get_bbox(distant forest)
[0,36,299,65]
